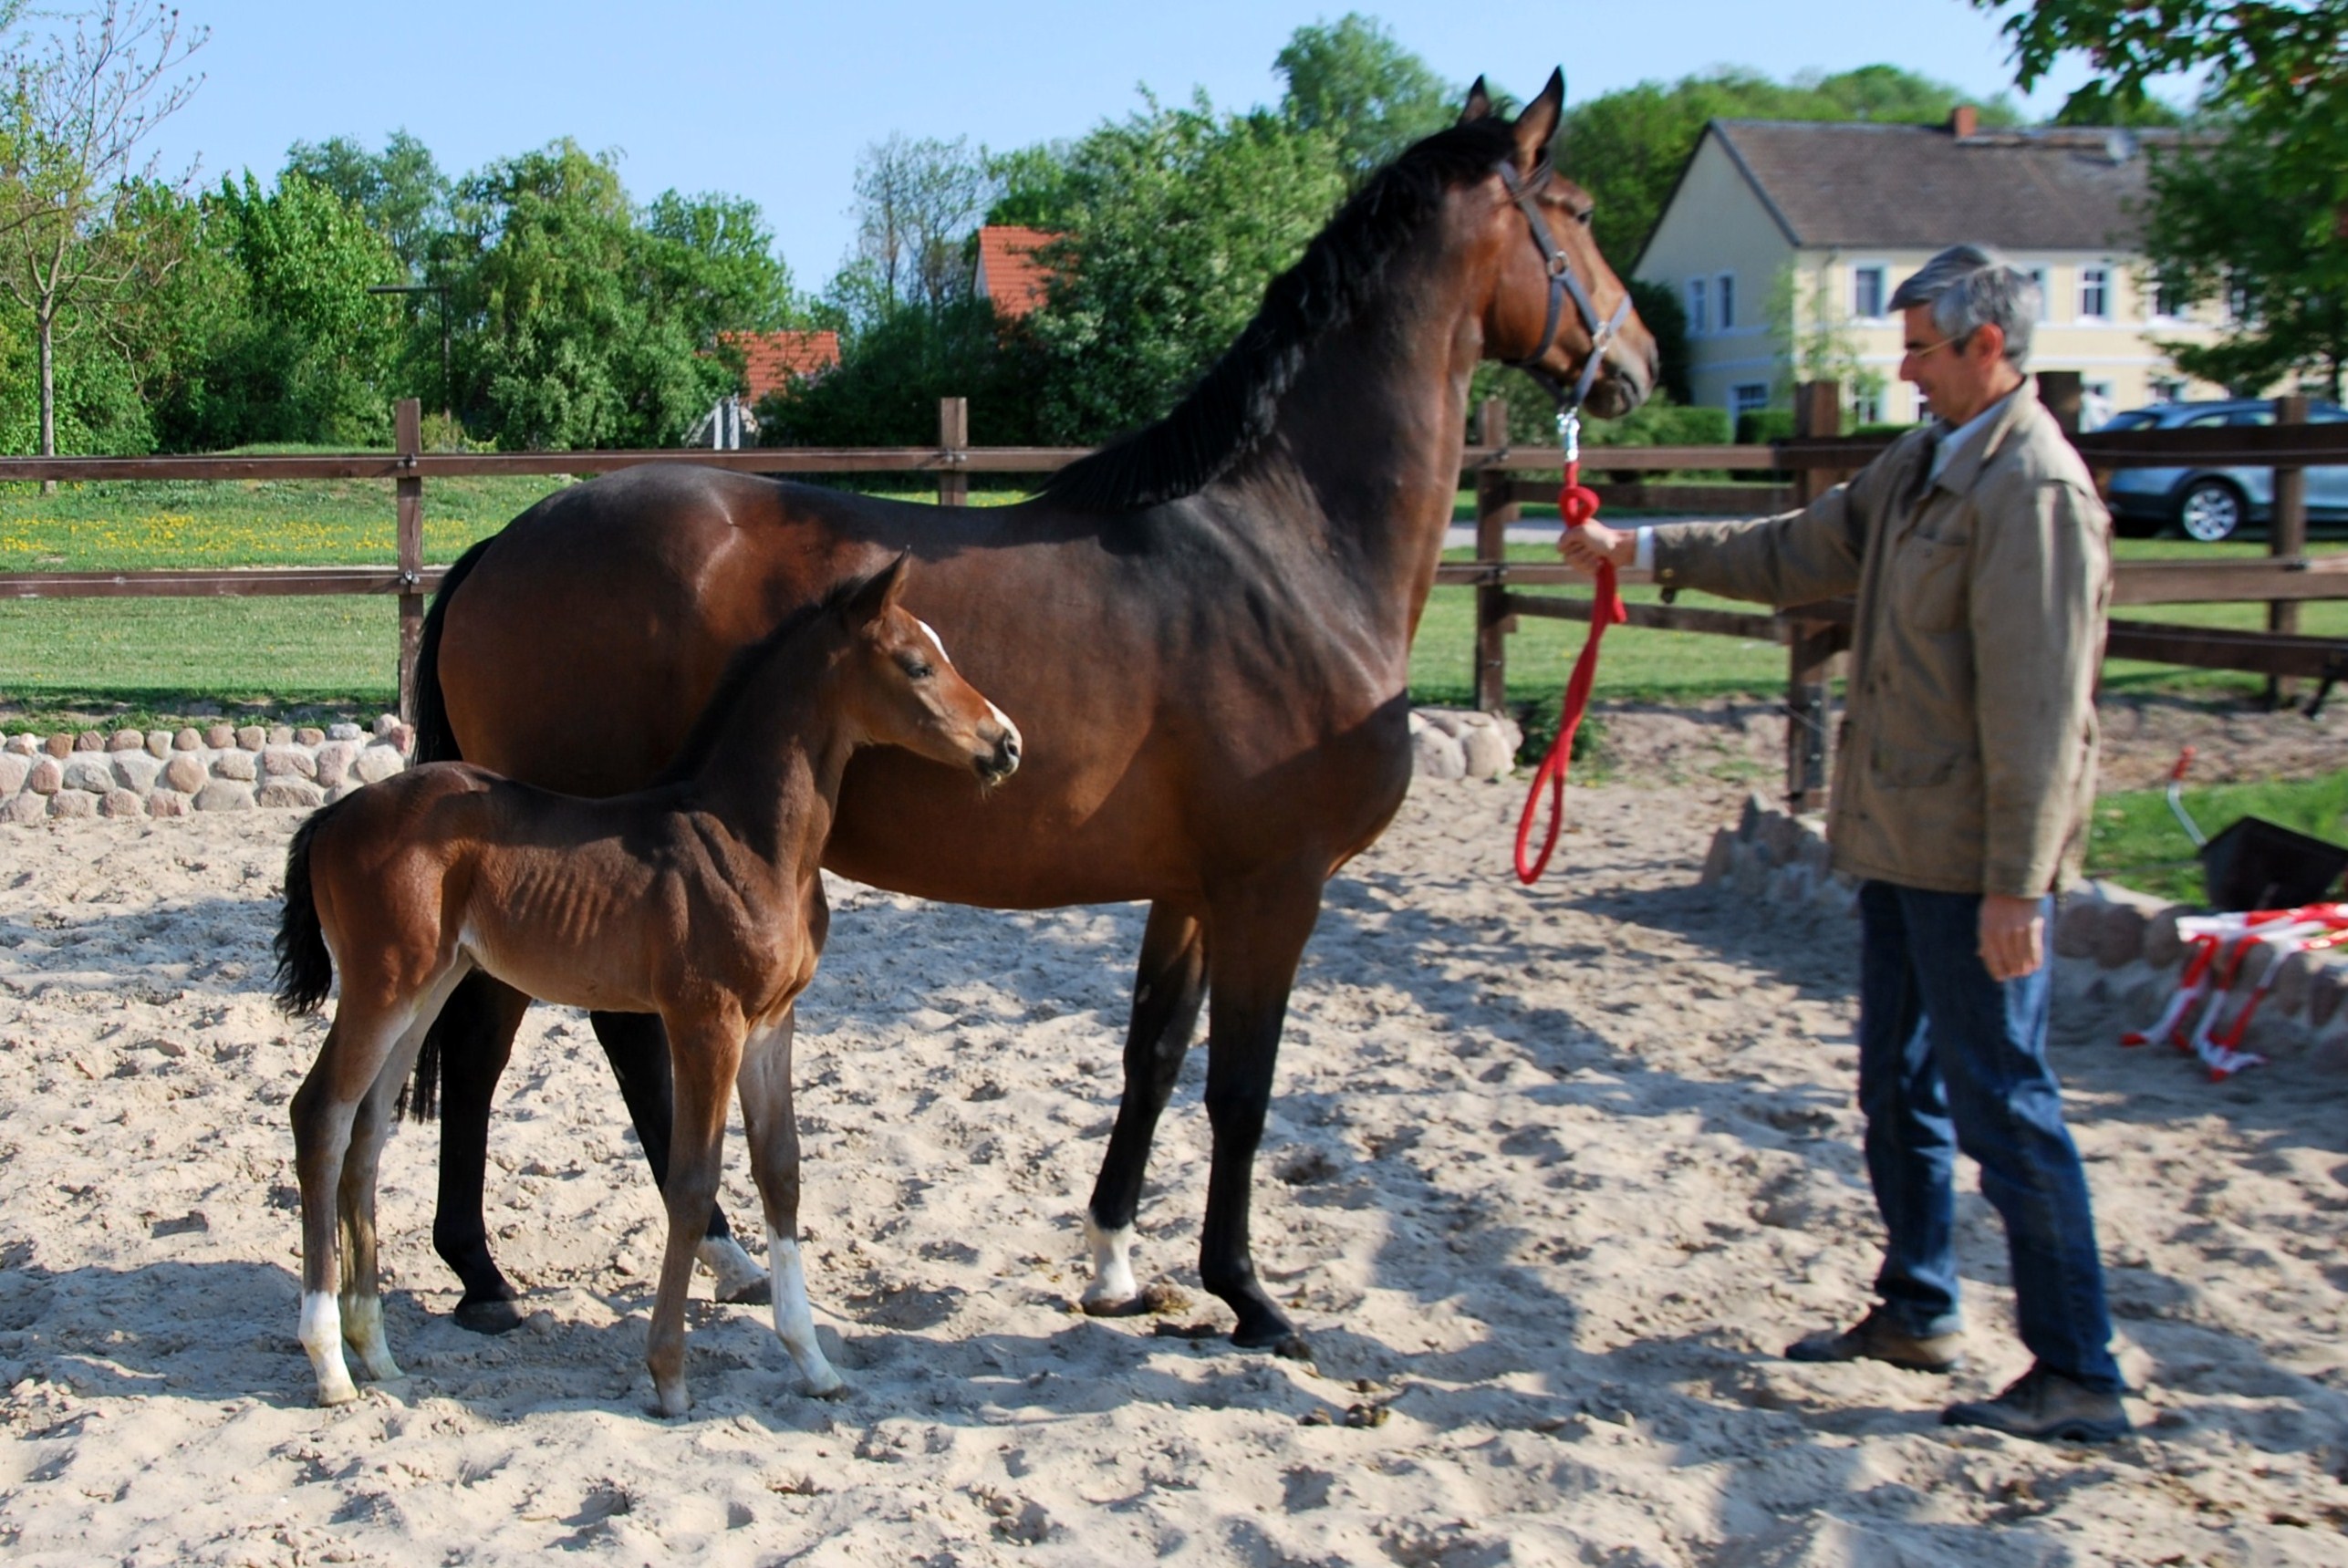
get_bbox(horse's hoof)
[316,1378,360,1407]
[719,1276,773,1307]
[453,1296,527,1335]
[654,1384,691,1419]
[1083,1279,1190,1318]
[1231,1320,1312,1360]
[805,1373,847,1401]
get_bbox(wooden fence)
[5,388,2346,806]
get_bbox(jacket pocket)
[1887,534,1969,633]
[1870,736,1976,789]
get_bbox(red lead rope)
[1513,455,1626,884]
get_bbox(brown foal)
[274,558,1020,1414]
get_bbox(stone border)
[1,705,1510,824]
[1699,793,2348,1069]
[0,716,413,823]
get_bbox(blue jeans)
[1856,880,2123,1391]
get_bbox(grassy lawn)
[2085,769,2348,906]
[2,477,2342,731]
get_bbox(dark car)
[2099,398,2348,542]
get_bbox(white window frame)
[2078,264,2110,322]
[1850,386,1884,425]
[1852,263,1888,322]
[1716,271,1737,332]
[2150,376,2186,404]
[1688,277,1708,336]
[2145,275,2183,322]
[1730,382,1769,420]
[2025,266,2052,322]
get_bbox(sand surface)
[3,756,2346,1565]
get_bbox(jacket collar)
[1930,385,2038,499]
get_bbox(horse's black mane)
[651,569,874,786]
[1041,117,1522,514]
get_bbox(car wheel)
[2176,478,2246,543]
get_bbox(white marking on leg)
[301,1291,359,1407]
[696,1234,769,1300]
[1082,1215,1139,1307]
[767,1226,843,1397]
[340,1293,402,1382]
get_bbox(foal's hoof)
[1082,1280,1190,1318]
[719,1276,773,1307]
[453,1296,528,1335]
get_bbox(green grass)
[2085,769,2348,905]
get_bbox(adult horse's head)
[1466,69,1657,420]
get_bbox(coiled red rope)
[1513,456,1626,884]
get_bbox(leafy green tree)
[1558,67,2021,267]
[1972,0,2347,396]
[282,130,448,281]
[834,133,992,325]
[1274,13,1455,178]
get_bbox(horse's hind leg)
[340,961,473,1383]
[590,1009,769,1303]
[1083,900,1209,1313]
[428,971,534,1332]
[644,1011,743,1418]
[290,1001,412,1407]
[734,1010,843,1397]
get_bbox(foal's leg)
[734,1010,843,1397]
[644,1011,743,1418]
[339,961,474,1383]
[290,1000,413,1407]
[1083,900,1209,1313]
[428,971,535,1332]
[1198,871,1325,1354]
[590,1010,768,1304]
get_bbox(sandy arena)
[2,702,2345,1565]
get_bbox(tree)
[281,130,449,281]
[0,0,204,457]
[1972,0,2347,394]
[836,133,992,325]
[1274,13,1455,178]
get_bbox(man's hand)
[1558,520,1636,576]
[1978,893,2044,982]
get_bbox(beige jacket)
[1650,391,2111,896]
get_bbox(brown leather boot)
[1942,1365,2132,1442]
[1785,1305,1965,1373]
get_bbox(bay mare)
[275,560,1022,1415]
[412,72,1657,1353]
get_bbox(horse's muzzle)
[977,731,1021,786]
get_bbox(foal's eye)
[899,657,934,680]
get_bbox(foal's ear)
[1512,67,1564,168]
[845,552,912,628]
[1459,76,1494,124]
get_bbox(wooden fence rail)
[5,389,2346,797]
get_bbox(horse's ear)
[845,553,911,628]
[1512,67,1564,168]
[1459,76,1493,124]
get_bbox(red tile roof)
[975,226,1061,318]
[722,329,842,401]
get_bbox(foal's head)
[836,556,1022,787]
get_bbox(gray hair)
[1889,244,2039,369]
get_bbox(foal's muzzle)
[977,727,1021,786]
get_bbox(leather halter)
[1495,158,1631,411]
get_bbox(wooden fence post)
[1785,381,1842,810]
[2036,369,2083,435]
[938,396,968,507]
[2269,392,2309,708]
[394,399,424,726]
[1473,398,1517,712]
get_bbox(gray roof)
[1705,119,2186,253]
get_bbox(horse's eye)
[1575,209,1594,228]
[900,658,934,680]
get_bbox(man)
[1562,244,2128,1442]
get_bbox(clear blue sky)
[146,0,2103,292]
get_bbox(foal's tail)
[274,804,340,1016]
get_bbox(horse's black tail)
[411,532,493,766]
[400,531,495,1119]
[274,805,339,1016]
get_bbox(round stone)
[261,745,317,779]
[258,779,325,809]
[373,712,400,738]
[2095,904,2146,969]
[26,757,63,794]
[48,789,99,818]
[0,754,26,795]
[2052,899,2100,961]
[266,725,295,746]
[234,725,266,752]
[328,722,364,742]
[1,794,48,825]
[44,733,72,758]
[296,727,326,747]
[109,730,143,752]
[212,751,257,783]
[61,756,113,794]
[172,727,203,752]
[146,789,190,818]
[3,733,36,756]
[74,732,104,752]
[100,788,147,818]
[161,754,207,794]
[313,742,357,788]
[110,754,161,794]
[386,722,415,755]
[354,744,406,784]
[143,732,171,759]
[1412,727,1466,782]
[1461,725,1513,780]
[192,779,257,813]
[204,724,235,749]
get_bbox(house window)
[2147,276,2181,320]
[2079,265,2110,320]
[1688,277,1708,335]
[2150,377,2186,403]
[1851,386,1884,425]
[1717,273,1737,330]
[1853,265,1886,320]
[1730,383,1769,419]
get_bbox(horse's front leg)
[590,1009,770,1305]
[735,1007,843,1397]
[427,971,534,1333]
[1083,899,1209,1313]
[1198,871,1325,1355]
[644,1009,743,1418]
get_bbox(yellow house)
[1634,109,2233,427]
